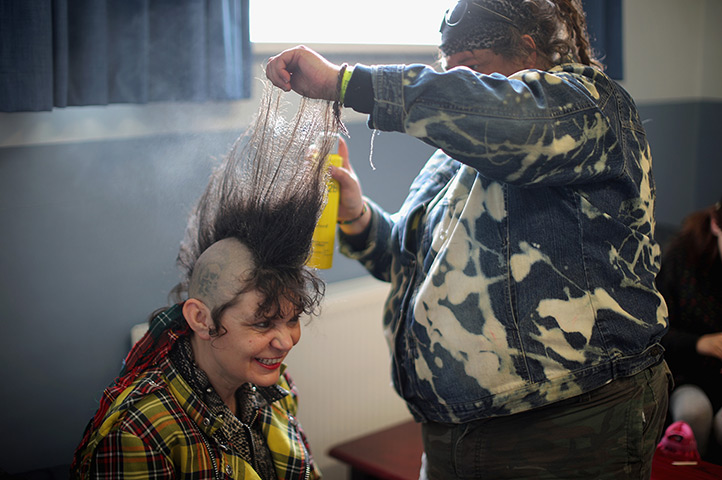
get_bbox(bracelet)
[339,66,354,105]
[333,63,348,122]
[335,63,348,101]
[338,202,367,225]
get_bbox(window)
[250,0,445,46]
[250,1,622,79]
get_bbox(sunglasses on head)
[440,0,516,30]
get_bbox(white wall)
[285,276,413,478]
[621,0,722,103]
[699,0,722,99]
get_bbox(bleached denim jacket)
[339,63,668,424]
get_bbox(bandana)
[439,0,531,56]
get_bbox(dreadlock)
[504,0,603,69]
[545,0,603,69]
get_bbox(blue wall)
[639,101,722,225]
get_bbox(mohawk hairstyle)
[172,81,344,319]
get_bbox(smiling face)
[182,238,303,407]
[199,289,301,391]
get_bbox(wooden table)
[328,420,423,480]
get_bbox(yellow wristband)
[339,66,354,105]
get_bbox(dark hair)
[669,197,722,269]
[453,0,603,70]
[526,0,602,69]
[170,83,343,332]
[207,265,324,337]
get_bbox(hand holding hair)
[266,45,341,100]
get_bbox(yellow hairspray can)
[307,152,342,269]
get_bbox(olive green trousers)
[420,361,672,480]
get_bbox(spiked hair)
[173,81,343,320]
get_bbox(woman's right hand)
[332,138,370,235]
[266,45,341,101]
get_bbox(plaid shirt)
[71,304,320,480]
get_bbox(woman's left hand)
[331,138,370,235]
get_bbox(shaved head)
[188,238,255,311]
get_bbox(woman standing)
[267,1,670,478]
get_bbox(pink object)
[656,421,702,462]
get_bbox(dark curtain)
[582,0,623,80]
[0,0,251,112]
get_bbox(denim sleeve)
[338,198,396,282]
[367,64,625,187]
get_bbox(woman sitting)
[658,195,722,461]
[71,89,340,479]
